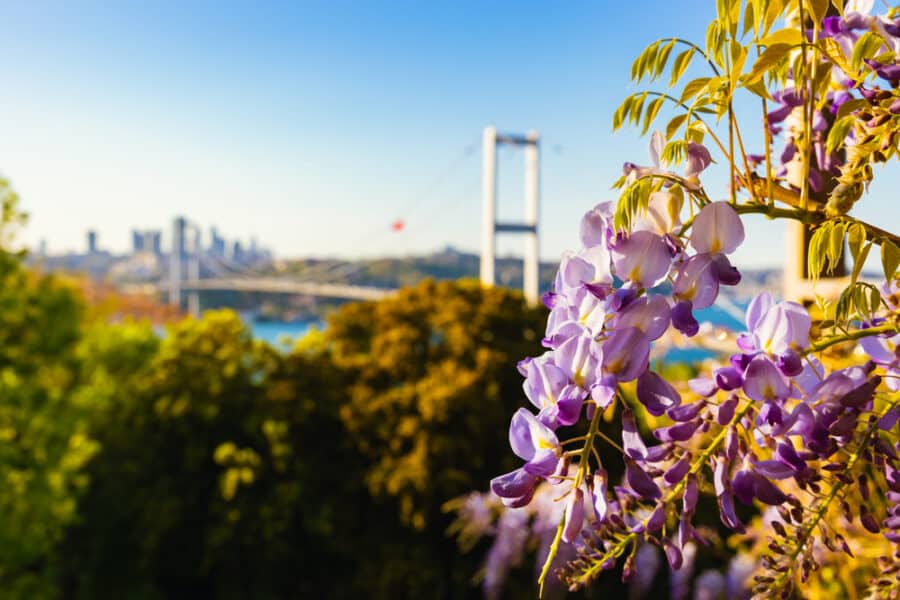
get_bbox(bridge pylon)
[480,126,540,306]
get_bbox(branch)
[806,321,900,355]
[740,175,900,247]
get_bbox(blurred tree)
[325,279,546,596]
[0,179,95,599]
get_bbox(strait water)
[248,300,747,364]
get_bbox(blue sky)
[1,0,898,268]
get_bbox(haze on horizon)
[1,0,898,270]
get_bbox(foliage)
[471,1,900,599]
[0,179,95,598]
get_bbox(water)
[250,320,319,349]
[246,299,750,363]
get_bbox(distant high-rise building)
[210,227,226,256]
[131,229,163,255]
[132,229,144,253]
[145,231,162,254]
[87,230,98,255]
[232,241,244,263]
[172,218,187,259]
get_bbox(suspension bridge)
[158,126,544,316]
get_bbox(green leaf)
[660,140,688,166]
[629,92,648,126]
[642,96,666,134]
[730,40,748,90]
[869,285,882,318]
[612,96,634,130]
[763,0,788,36]
[808,0,830,27]
[851,32,884,72]
[826,115,855,153]
[669,48,695,86]
[826,221,847,275]
[742,0,756,37]
[758,28,803,48]
[808,223,831,283]
[850,240,872,286]
[818,37,855,78]
[665,113,689,139]
[653,39,677,80]
[835,98,868,120]
[745,43,792,84]
[848,223,866,262]
[882,239,900,281]
[680,77,711,102]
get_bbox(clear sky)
[1,0,898,268]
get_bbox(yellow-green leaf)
[680,77,712,102]
[882,239,900,280]
[665,113,689,139]
[758,29,803,48]
[642,96,666,134]
[669,48,695,86]
[746,43,792,84]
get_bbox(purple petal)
[524,448,561,477]
[509,408,537,461]
[645,503,667,533]
[712,254,741,285]
[690,201,745,255]
[592,469,609,521]
[714,457,729,497]
[590,378,617,409]
[717,493,745,532]
[745,292,773,333]
[491,468,539,499]
[688,377,717,397]
[555,333,599,389]
[777,349,803,377]
[562,487,585,543]
[673,253,719,309]
[636,370,682,416]
[522,356,570,413]
[742,356,790,401]
[683,474,699,513]
[555,385,586,427]
[667,401,704,422]
[626,459,662,499]
[602,327,650,382]
[717,396,738,425]
[653,420,701,442]
[664,453,692,485]
[753,460,794,480]
[715,366,743,391]
[611,231,673,288]
[753,474,788,505]
[775,441,806,472]
[685,142,712,179]
[732,469,756,505]
[664,539,683,570]
[622,408,648,460]
[614,295,672,341]
[672,300,700,337]
[580,202,613,248]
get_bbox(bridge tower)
[169,216,187,308]
[187,225,201,317]
[480,126,540,306]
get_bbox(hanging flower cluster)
[481,0,900,596]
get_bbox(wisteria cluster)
[477,0,900,595]
[757,0,900,214]
[490,190,900,596]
